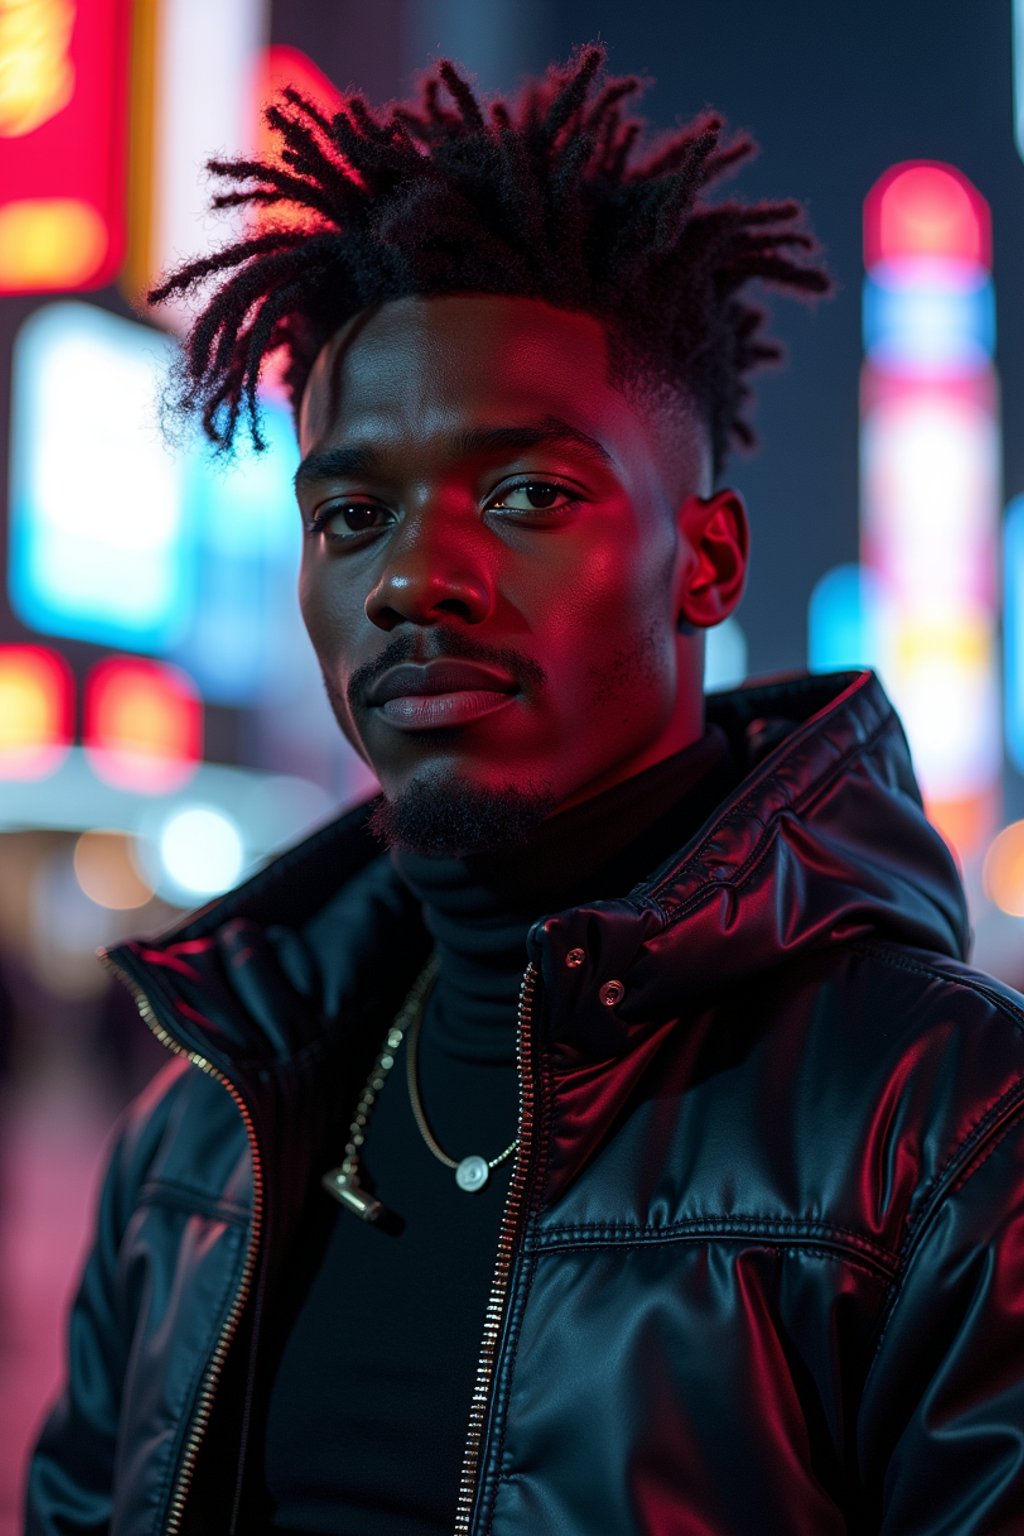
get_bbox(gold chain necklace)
[322,952,518,1220]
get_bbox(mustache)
[348,626,547,711]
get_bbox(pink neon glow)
[864,161,991,271]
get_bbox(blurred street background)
[3,1,1024,1527]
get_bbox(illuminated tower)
[860,162,1001,866]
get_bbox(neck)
[391,728,735,1062]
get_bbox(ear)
[675,488,749,629]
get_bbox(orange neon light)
[84,657,202,793]
[0,644,73,778]
[0,197,107,288]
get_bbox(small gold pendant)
[455,1155,489,1193]
[322,1168,382,1222]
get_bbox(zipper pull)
[321,1167,383,1222]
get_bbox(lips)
[367,660,519,707]
[366,658,521,733]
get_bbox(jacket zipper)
[100,953,265,1536]
[454,960,540,1536]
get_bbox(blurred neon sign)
[807,564,884,675]
[177,398,304,704]
[1005,497,1024,775]
[84,656,202,793]
[8,302,190,650]
[8,300,310,705]
[251,44,348,235]
[125,0,269,324]
[860,162,1001,862]
[0,644,73,778]
[0,0,131,292]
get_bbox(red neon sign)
[84,657,202,794]
[0,0,131,293]
[251,44,349,236]
[864,161,991,271]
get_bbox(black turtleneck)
[395,723,732,1065]
[259,728,736,1535]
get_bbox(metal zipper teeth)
[100,953,265,1536]
[454,960,540,1536]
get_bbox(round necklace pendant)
[455,1155,490,1193]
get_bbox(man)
[27,45,1024,1535]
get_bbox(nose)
[363,510,494,631]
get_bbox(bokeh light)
[84,656,202,794]
[157,805,247,899]
[72,829,154,911]
[983,820,1024,918]
[0,643,73,778]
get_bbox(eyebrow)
[292,415,616,492]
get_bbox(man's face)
[296,294,746,856]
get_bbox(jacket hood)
[102,670,971,1070]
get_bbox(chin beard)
[367,767,557,858]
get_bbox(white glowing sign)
[8,302,189,649]
[140,0,270,330]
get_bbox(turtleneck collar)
[391,726,737,1063]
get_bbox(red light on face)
[84,657,202,793]
[0,644,73,778]
[864,162,991,271]
[0,0,131,293]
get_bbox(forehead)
[298,293,650,461]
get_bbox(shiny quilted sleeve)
[859,1099,1024,1535]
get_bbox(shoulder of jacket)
[108,1056,249,1215]
[847,939,1024,1040]
[840,939,1024,1201]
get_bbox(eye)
[304,501,392,542]
[489,480,580,515]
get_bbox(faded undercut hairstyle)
[150,43,830,477]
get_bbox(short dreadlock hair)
[150,43,829,478]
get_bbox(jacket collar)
[101,669,969,1074]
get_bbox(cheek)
[543,535,673,666]
[299,558,350,659]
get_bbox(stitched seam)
[901,1082,1024,1248]
[530,1228,895,1283]
[149,1222,245,1534]
[848,940,1024,1033]
[533,1215,897,1270]
[644,708,895,924]
[948,1110,1022,1198]
[532,1231,890,1283]
[842,944,1024,1248]
[866,1098,1024,1371]
[137,1179,250,1226]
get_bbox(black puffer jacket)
[26,671,1024,1534]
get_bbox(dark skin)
[295,293,749,855]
